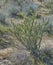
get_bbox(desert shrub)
[13,0,24,5]
[17,12,24,19]
[45,1,53,14]
[42,49,53,65]
[0,13,9,25]
[38,0,43,2]
[45,23,53,35]
[0,13,5,24]
[0,38,11,49]
[27,7,35,17]
[9,8,24,19]
[44,50,53,59]
[9,8,19,18]
[45,1,53,9]
[49,9,53,14]
[47,24,53,35]
[0,25,14,49]
[13,13,48,65]
[13,0,24,11]
[9,7,24,19]
[10,50,34,65]
[0,25,8,34]
[0,25,9,49]
[26,2,38,17]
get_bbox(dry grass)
[0,48,13,59]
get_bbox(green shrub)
[13,13,48,65]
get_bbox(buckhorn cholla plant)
[13,13,48,65]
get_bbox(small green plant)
[13,13,48,65]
